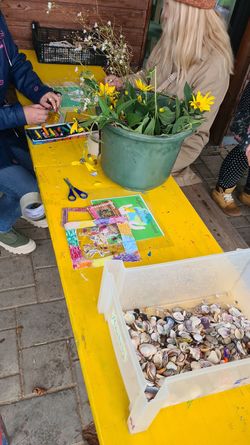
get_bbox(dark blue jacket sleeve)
[1,13,52,103]
[0,103,26,130]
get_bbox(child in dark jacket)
[212,81,250,216]
[0,11,61,254]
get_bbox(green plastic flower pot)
[101,125,192,191]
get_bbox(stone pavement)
[0,143,249,445]
[0,218,93,445]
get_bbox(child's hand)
[246,144,250,166]
[104,75,124,89]
[23,104,49,125]
[40,92,62,112]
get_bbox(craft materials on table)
[63,201,140,269]
[26,119,88,145]
[92,194,164,241]
[63,178,88,201]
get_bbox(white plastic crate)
[98,249,250,433]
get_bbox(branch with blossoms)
[46,1,133,77]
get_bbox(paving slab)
[0,375,20,403]
[0,330,19,377]
[72,361,89,407]
[16,300,72,348]
[0,309,16,331]
[0,389,83,445]
[0,286,37,309]
[31,239,56,269]
[34,267,64,302]
[20,226,50,240]
[68,338,79,362]
[0,256,34,291]
[22,341,72,395]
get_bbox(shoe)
[211,186,241,217]
[21,216,48,229]
[0,228,36,254]
[239,191,250,207]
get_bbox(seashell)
[192,333,203,343]
[207,350,220,364]
[179,331,192,340]
[201,304,210,314]
[176,352,186,365]
[179,342,189,352]
[190,316,201,328]
[157,324,164,335]
[210,304,221,314]
[191,361,201,370]
[149,316,157,327]
[164,316,175,330]
[189,347,201,361]
[143,320,152,333]
[145,385,159,395]
[162,350,169,367]
[245,331,250,339]
[222,336,231,345]
[173,312,184,322]
[235,328,244,340]
[222,313,233,323]
[134,320,144,332]
[140,313,148,321]
[201,317,210,329]
[229,306,242,317]
[139,343,157,358]
[199,360,212,368]
[166,361,178,371]
[218,328,231,339]
[170,329,176,339]
[124,311,136,325]
[140,332,151,344]
[151,332,160,342]
[153,351,163,369]
[184,320,193,332]
[145,362,157,382]
[236,341,246,356]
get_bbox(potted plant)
[79,70,214,191]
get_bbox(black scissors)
[63,178,88,201]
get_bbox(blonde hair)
[147,0,234,83]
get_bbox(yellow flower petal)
[135,78,153,92]
[190,91,215,113]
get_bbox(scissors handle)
[74,187,88,199]
[67,187,77,201]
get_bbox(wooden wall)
[0,0,152,67]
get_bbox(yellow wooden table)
[19,50,250,445]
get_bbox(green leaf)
[143,117,156,135]
[134,115,150,133]
[126,112,143,128]
[175,97,180,119]
[184,82,193,108]
[117,98,136,115]
[98,97,112,117]
[172,116,192,134]
[125,82,137,99]
[158,107,175,125]
[154,116,161,135]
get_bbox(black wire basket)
[32,22,107,66]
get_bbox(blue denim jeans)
[0,131,39,232]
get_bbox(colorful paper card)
[92,195,164,241]
[63,205,140,269]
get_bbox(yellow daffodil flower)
[190,91,215,112]
[98,82,117,97]
[135,79,153,92]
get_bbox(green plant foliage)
[78,69,214,136]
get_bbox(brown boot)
[239,191,250,207]
[211,186,241,217]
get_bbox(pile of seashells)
[124,303,250,401]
